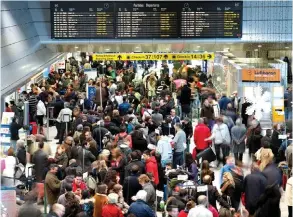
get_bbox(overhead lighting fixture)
[285,47,289,49]
[75,46,78,49]
[135,46,140,49]
[197,46,200,48]
[105,48,110,51]
[254,49,258,51]
[258,45,262,48]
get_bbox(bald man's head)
[202,175,211,185]
[197,195,208,207]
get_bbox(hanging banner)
[242,68,281,82]
[92,53,214,61]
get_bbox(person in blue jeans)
[172,123,186,168]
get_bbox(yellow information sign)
[92,53,214,61]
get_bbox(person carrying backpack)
[115,125,132,148]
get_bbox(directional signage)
[92,53,214,61]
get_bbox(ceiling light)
[75,46,78,49]
[197,46,200,48]
[258,45,262,48]
[135,46,140,49]
[285,47,289,49]
[105,48,110,51]
[254,49,258,51]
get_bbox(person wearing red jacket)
[102,193,124,217]
[193,118,211,155]
[143,150,159,186]
[72,174,87,197]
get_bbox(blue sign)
[43,67,50,78]
[88,86,96,101]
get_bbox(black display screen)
[50,1,242,39]
[51,2,115,38]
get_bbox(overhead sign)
[92,53,214,61]
[242,68,281,82]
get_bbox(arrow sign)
[207,54,212,59]
[164,54,168,59]
[117,55,122,60]
[127,56,130,60]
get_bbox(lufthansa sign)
[242,68,281,82]
[92,53,214,61]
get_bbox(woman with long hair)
[103,170,119,193]
[138,174,156,211]
[221,172,236,210]
[110,148,126,184]
[185,153,198,182]
[64,192,81,217]
[200,160,215,183]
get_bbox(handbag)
[14,157,25,179]
[196,147,216,163]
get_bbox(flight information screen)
[50,1,242,39]
[51,2,115,38]
[116,2,178,38]
[180,2,242,38]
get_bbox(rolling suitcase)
[196,147,216,163]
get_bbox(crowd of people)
[4,57,293,217]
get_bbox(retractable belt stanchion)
[46,107,55,141]
[62,114,70,136]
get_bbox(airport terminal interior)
[0,1,293,217]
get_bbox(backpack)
[117,134,127,146]
[84,175,97,191]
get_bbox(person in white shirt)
[285,176,293,217]
[188,195,213,217]
[205,117,231,166]
[57,102,73,144]
[36,97,46,134]
[2,147,17,178]
[156,130,173,167]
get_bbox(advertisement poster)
[1,112,15,125]
[0,188,17,217]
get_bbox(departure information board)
[181,2,242,38]
[51,2,115,38]
[116,2,178,38]
[51,1,242,39]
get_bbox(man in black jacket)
[243,162,267,215]
[123,164,142,205]
[32,141,49,182]
[16,140,26,166]
[124,151,145,177]
[193,175,231,211]
[9,117,22,151]
[179,83,191,118]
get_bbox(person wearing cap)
[128,190,156,217]
[73,124,83,142]
[101,193,124,217]
[57,102,73,144]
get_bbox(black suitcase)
[196,147,216,163]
